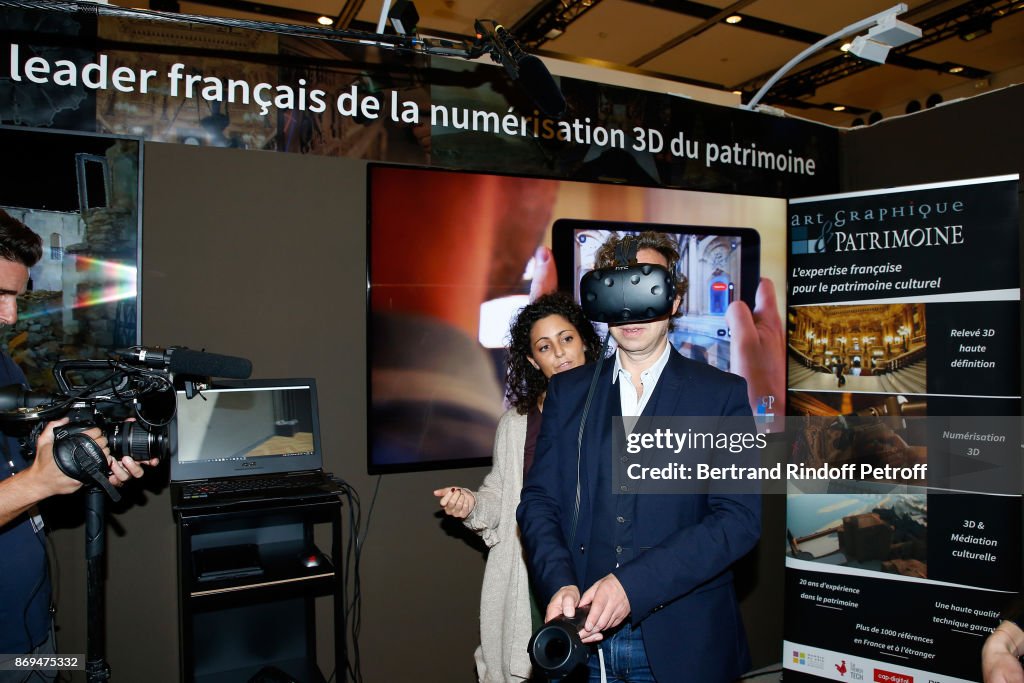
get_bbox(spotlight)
[725,15,743,24]
[851,117,865,126]
[905,99,921,113]
[317,15,333,26]
[832,104,846,112]
[925,93,943,108]
[849,35,891,64]
[388,0,419,36]
[958,17,992,41]
[868,111,883,124]
[866,12,922,47]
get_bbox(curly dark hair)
[0,209,42,268]
[505,292,602,414]
[594,230,688,306]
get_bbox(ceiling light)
[840,42,852,52]
[948,65,964,74]
[866,13,922,47]
[849,35,890,63]
[958,17,992,41]
[317,15,333,26]
[725,15,742,24]
[832,105,846,112]
[388,0,420,36]
[732,90,743,95]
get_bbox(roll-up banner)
[784,175,1021,683]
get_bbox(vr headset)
[578,236,675,324]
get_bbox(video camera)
[0,346,252,499]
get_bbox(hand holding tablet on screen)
[726,278,787,422]
[548,219,784,425]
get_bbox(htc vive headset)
[579,236,676,324]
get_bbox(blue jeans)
[586,621,655,683]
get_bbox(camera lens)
[109,421,170,461]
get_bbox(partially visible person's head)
[0,210,42,268]
[506,292,602,414]
[593,230,687,303]
[595,232,684,362]
[0,210,41,328]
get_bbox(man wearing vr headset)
[518,231,761,682]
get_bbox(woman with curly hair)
[434,292,602,683]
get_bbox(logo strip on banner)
[783,641,977,683]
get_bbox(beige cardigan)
[463,409,534,683]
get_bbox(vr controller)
[527,605,590,678]
[579,263,675,324]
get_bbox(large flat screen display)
[367,164,786,473]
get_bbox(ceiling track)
[744,0,1016,104]
[512,0,608,48]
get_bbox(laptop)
[169,378,341,511]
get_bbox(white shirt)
[612,341,672,417]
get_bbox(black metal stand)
[85,487,110,683]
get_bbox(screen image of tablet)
[552,219,761,373]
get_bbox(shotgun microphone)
[114,347,253,379]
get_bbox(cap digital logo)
[791,221,833,255]
[874,669,913,683]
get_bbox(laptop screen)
[170,378,322,481]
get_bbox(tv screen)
[367,164,786,473]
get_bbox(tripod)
[84,487,110,683]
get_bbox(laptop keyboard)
[181,472,330,501]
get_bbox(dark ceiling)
[114,0,1024,127]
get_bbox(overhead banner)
[0,2,838,197]
[783,175,1021,683]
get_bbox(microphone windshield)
[168,349,253,379]
[517,55,566,118]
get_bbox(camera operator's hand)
[29,417,83,496]
[105,419,158,488]
[433,486,476,518]
[0,418,82,527]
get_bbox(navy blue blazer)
[517,348,762,682]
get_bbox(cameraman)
[0,210,154,679]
